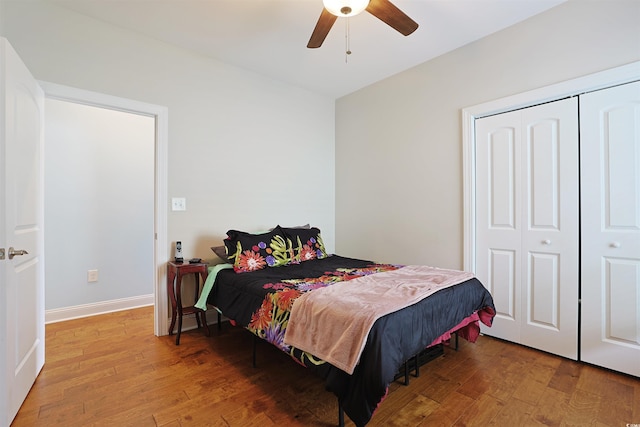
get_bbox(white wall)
[6,0,638,306]
[335,0,640,268]
[44,99,154,310]
[1,1,336,309]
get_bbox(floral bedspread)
[247,262,399,365]
[207,255,495,426]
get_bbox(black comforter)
[207,255,495,426]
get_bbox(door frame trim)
[461,60,640,273]
[38,81,169,336]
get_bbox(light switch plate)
[172,197,186,211]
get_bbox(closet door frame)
[462,61,640,273]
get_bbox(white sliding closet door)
[475,97,579,360]
[580,81,640,377]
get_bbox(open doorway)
[40,82,168,336]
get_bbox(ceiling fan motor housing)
[308,0,418,49]
[323,0,370,17]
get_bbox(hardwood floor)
[12,306,640,426]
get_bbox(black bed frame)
[249,330,459,427]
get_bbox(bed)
[196,225,495,426]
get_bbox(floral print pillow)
[224,226,292,273]
[283,227,328,263]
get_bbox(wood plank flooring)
[11,306,640,426]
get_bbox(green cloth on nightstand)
[194,263,233,311]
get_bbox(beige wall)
[2,0,638,294]
[1,1,336,313]
[1,1,336,269]
[335,0,640,268]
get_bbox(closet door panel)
[528,119,560,229]
[520,99,579,359]
[606,259,639,342]
[581,81,640,377]
[528,252,559,328]
[525,118,562,331]
[476,110,522,343]
[490,249,518,321]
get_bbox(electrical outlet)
[172,197,186,211]
[88,269,99,283]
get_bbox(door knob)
[542,239,551,245]
[609,242,621,248]
[8,247,29,260]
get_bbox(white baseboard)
[45,294,154,324]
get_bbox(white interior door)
[580,81,640,377]
[476,97,579,360]
[0,38,45,426]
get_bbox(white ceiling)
[46,0,567,98]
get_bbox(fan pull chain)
[345,17,352,63]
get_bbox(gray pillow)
[210,245,230,262]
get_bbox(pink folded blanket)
[283,265,474,374]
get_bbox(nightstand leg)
[194,274,202,329]
[176,307,183,345]
[169,317,176,336]
[200,310,210,336]
[167,267,178,336]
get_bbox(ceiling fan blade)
[307,8,338,48]
[366,0,419,36]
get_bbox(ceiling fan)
[307,0,419,49]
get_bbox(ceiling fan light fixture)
[323,0,369,17]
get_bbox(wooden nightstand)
[167,261,210,345]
